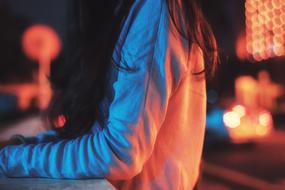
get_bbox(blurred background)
[0,0,285,189]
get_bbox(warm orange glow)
[224,104,273,143]
[235,76,258,109]
[236,34,248,60]
[233,105,246,117]
[245,0,285,61]
[257,70,284,110]
[223,111,241,129]
[22,24,62,110]
[259,112,272,126]
[235,72,284,111]
[256,124,271,136]
[55,115,66,128]
[22,24,61,61]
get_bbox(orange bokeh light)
[21,24,62,110]
[245,0,285,61]
[233,105,246,117]
[223,112,241,129]
[22,24,61,61]
[259,112,272,126]
[236,34,248,60]
[55,115,66,128]
[224,105,273,143]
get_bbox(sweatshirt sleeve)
[0,0,189,180]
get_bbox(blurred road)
[201,130,285,190]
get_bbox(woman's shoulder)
[115,0,167,56]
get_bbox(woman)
[0,0,218,189]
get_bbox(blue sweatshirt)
[0,0,207,189]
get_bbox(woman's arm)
[0,65,163,179]
[0,49,171,179]
[0,0,190,180]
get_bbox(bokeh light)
[259,112,272,126]
[246,0,285,61]
[22,24,61,61]
[22,24,62,110]
[223,104,273,143]
[233,105,246,117]
[55,114,66,128]
[223,111,241,129]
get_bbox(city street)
[201,130,285,190]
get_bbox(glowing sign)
[245,0,285,61]
[22,24,61,61]
[22,24,61,110]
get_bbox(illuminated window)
[245,0,285,61]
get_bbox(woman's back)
[0,1,208,189]
[107,0,206,189]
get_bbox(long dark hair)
[48,0,218,138]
